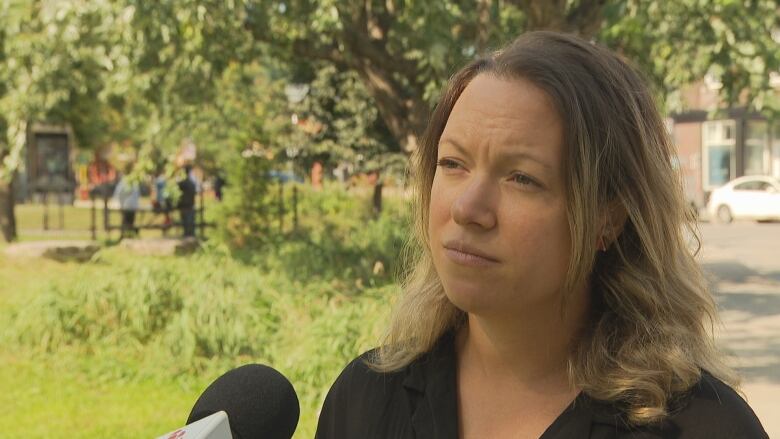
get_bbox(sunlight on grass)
[13,199,221,242]
[16,204,95,231]
[0,353,201,439]
[0,254,72,309]
[1,189,402,438]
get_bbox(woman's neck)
[455,288,590,393]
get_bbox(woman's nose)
[451,177,497,229]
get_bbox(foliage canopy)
[0,0,778,242]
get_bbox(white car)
[706,176,780,223]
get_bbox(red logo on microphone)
[167,430,186,438]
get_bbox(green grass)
[0,352,203,438]
[0,249,394,438]
[1,256,201,438]
[0,252,74,309]
[1,188,406,438]
[16,203,95,231]
[13,198,222,242]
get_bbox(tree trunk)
[372,180,383,215]
[338,11,430,156]
[353,62,429,155]
[346,0,609,155]
[0,178,17,242]
[272,0,608,157]
[512,0,607,37]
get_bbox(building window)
[702,120,736,189]
[745,120,768,176]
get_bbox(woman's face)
[429,74,572,317]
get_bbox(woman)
[316,32,767,438]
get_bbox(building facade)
[671,80,780,209]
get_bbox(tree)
[245,0,780,154]
[601,0,780,113]
[0,0,136,241]
[110,0,254,151]
[0,0,255,242]
[246,0,518,153]
[285,64,405,177]
[2,0,777,242]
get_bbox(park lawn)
[16,232,98,242]
[0,252,72,309]
[16,203,96,232]
[15,202,157,241]
[0,254,206,438]
[13,197,222,242]
[0,352,203,439]
[0,249,390,438]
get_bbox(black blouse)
[315,333,768,438]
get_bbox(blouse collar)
[400,330,631,438]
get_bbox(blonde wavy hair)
[372,31,737,425]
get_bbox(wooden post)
[0,178,17,242]
[372,181,383,216]
[198,188,205,239]
[103,195,109,233]
[293,185,298,231]
[42,191,49,230]
[90,191,96,241]
[58,191,65,230]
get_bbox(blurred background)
[0,1,778,437]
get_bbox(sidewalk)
[699,223,780,437]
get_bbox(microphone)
[155,364,300,439]
[156,411,231,439]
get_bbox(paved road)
[698,222,780,436]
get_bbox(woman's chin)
[442,282,499,315]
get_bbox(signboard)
[27,128,74,192]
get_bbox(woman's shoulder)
[314,349,416,438]
[666,371,767,438]
[326,348,407,394]
[325,335,455,397]
[595,371,768,438]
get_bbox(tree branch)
[510,0,567,31]
[335,3,418,84]
[367,0,395,42]
[565,0,609,37]
[289,39,346,67]
[476,0,493,51]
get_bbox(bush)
[255,183,411,286]
[213,151,276,250]
[6,184,410,437]
[5,247,395,437]
[10,250,274,372]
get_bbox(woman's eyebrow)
[498,150,553,171]
[439,136,552,170]
[438,136,470,157]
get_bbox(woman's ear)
[601,201,627,248]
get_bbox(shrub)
[6,247,394,383]
[258,184,411,286]
[213,151,276,250]
[9,250,275,369]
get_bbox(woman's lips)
[443,246,500,267]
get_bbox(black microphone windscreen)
[187,364,300,439]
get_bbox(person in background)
[113,165,140,239]
[213,172,226,202]
[177,165,197,238]
[153,171,172,230]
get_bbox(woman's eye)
[436,159,461,170]
[511,173,537,187]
